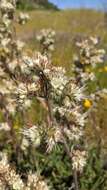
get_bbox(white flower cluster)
[73,36,105,85]
[0,0,15,28]
[0,0,29,64]
[0,0,15,13]
[0,152,49,190]
[0,122,10,131]
[18,12,30,25]
[46,126,62,152]
[64,125,83,141]
[0,152,24,190]
[21,125,41,150]
[75,37,105,66]
[53,80,85,120]
[71,149,87,173]
[14,40,25,52]
[25,172,49,190]
[50,67,68,95]
[45,78,88,160]
[0,51,51,113]
[24,51,49,70]
[37,29,55,53]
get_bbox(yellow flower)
[104,66,107,72]
[84,99,92,108]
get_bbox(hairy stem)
[42,74,79,190]
[61,129,79,190]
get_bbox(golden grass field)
[16,9,107,69]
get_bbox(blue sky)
[49,0,104,9]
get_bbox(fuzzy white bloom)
[15,40,25,51]
[37,29,55,41]
[91,55,104,65]
[2,14,11,27]
[0,152,8,166]
[21,125,41,149]
[33,52,49,69]
[23,52,49,73]
[7,169,24,190]
[50,67,68,94]
[71,150,87,172]
[89,36,99,45]
[20,52,50,77]
[0,79,16,99]
[26,172,49,190]
[46,127,62,152]
[55,106,71,117]
[6,98,16,114]
[64,125,83,141]
[18,12,30,25]
[23,55,34,67]
[24,99,32,108]
[37,29,55,53]
[0,152,24,190]
[0,0,15,12]
[0,122,10,131]
[70,83,85,101]
[27,82,39,92]
[16,83,28,97]
[75,37,105,66]
[88,72,96,81]
[80,72,96,83]
[21,137,29,151]
[8,59,18,71]
[1,37,11,47]
[17,57,31,74]
[0,152,49,189]
[72,109,88,127]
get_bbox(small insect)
[37,68,52,99]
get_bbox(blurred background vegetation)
[16,0,59,10]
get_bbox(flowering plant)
[0,1,106,190]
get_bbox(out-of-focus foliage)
[16,0,59,11]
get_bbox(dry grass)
[16,9,107,68]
